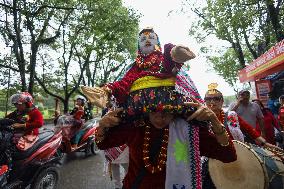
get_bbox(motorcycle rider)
[5,92,44,151]
[69,95,93,149]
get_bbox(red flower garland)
[136,52,163,69]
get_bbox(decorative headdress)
[207,83,220,95]
[208,83,218,94]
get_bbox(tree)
[183,0,283,89]
[32,0,140,112]
[0,0,74,94]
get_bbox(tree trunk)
[28,44,38,95]
[63,98,69,114]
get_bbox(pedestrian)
[278,95,284,130]
[252,99,280,145]
[104,145,129,189]
[228,90,266,141]
[267,92,280,118]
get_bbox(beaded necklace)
[142,125,169,174]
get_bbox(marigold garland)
[142,125,169,174]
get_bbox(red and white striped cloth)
[104,144,128,162]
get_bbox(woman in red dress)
[252,99,280,145]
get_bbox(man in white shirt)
[228,90,265,138]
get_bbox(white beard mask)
[139,32,159,55]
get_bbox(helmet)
[10,92,34,108]
[75,95,86,102]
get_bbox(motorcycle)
[55,116,99,156]
[0,118,62,189]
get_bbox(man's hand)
[101,86,112,94]
[264,142,283,152]
[184,97,218,123]
[99,108,123,128]
[12,123,25,129]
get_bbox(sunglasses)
[204,96,222,102]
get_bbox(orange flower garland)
[142,125,169,174]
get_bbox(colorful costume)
[106,43,182,104]
[94,29,235,189]
[97,119,236,189]
[81,27,198,110]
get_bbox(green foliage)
[0,0,140,111]
[185,0,284,89]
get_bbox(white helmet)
[75,95,86,102]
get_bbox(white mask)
[138,32,158,55]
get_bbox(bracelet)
[220,141,230,147]
[212,125,226,136]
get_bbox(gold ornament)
[207,83,218,94]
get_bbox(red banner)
[238,39,284,83]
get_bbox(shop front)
[238,39,284,106]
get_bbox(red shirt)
[256,110,279,144]
[279,107,284,130]
[238,115,260,140]
[6,108,44,135]
[97,121,237,189]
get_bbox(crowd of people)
[3,27,284,189]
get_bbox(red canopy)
[238,39,284,83]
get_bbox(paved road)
[43,124,115,189]
[57,151,114,189]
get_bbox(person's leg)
[121,163,129,176]
[111,163,122,189]
[71,130,85,149]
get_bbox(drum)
[208,140,284,189]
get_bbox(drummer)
[202,83,281,189]
[204,83,278,149]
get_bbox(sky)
[123,0,237,97]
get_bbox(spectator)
[228,90,266,140]
[252,99,280,145]
[278,95,284,130]
[104,145,129,189]
[267,92,280,118]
